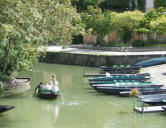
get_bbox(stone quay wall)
[40,51,166,67]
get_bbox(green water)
[0,63,166,128]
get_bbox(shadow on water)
[1,94,28,100]
[158,112,166,116]
[0,114,5,117]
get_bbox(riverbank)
[42,46,166,87]
[40,46,166,67]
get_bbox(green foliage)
[37,0,84,46]
[132,40,145,47]
[114,10,143,42]
[0,85,3,96]
[81,6,114,45]
[154,0,166,8]
[137,7,165,35]
[150,15,166,35]
[100,0,129,11]
[0,0,83,81]
[71,0,106,12]
[72,35,84,44]
[110,42,127,47]
[137,0,145,12]
[71,0,145,12]
[84,0,106,7]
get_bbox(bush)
[72,35,84,44]
[132,40,145,47]
[110,42,127,47]
[101,41,112,47]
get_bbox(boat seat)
[39,88,52,94]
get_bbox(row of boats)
[86,64,166,110]
[89,73,165,96]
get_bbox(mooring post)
[141,99,144,113]
[133,97,136,110]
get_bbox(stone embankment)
[41,45,166,87]
[40,46,166,67]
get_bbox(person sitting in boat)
[42,82,52,90]
[51,74,59,94]
[106,72,111,77]
[35,82,43,92]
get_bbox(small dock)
[134,106,166,113]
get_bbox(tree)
[154,0,166,8]
[81,6,114,46]
[150,15,166,40]
[113,10,143,42]
[71,0,106,12]
[99,0,145,12]
[84,0,105,7]
[0,0,83,81]
[136,7,165,41]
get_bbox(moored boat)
[100,65,141,73]
[0,77,31,97]
[100,69,139,74]
[90,81,160,87]
[134,57,166,67]
[0,105,14,113]
[162,106,166,111]
[89,73,150,82]
[83,72,150,77]
[119,88,166,97]
[139,94,166,106]
[93,84,163,95]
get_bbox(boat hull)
[35,86,60,99]
[142,99,166,106]
[139,94,166,106]
[37,93,59,99]
[94,85,163,95]
[120,89,166,97]
[89,73,150,81]
[1,77,31,97]
[0,105,14,113]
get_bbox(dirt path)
[142,64,166,87]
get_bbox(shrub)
[132,40,145,47]
[72,35,84,44]
[111,42,127,47]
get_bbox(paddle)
[58,88,64,104]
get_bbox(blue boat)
[134,57,166,67]
[89,73,150,81]
[94,84,163,95]
[89,80,154,86]
[100,65,141,73]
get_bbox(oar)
[58,89,64,104]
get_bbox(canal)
[0,63,166,128]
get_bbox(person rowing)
[51,74,59,94]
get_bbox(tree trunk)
[97,36,104,46]
[2,38,12,77]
